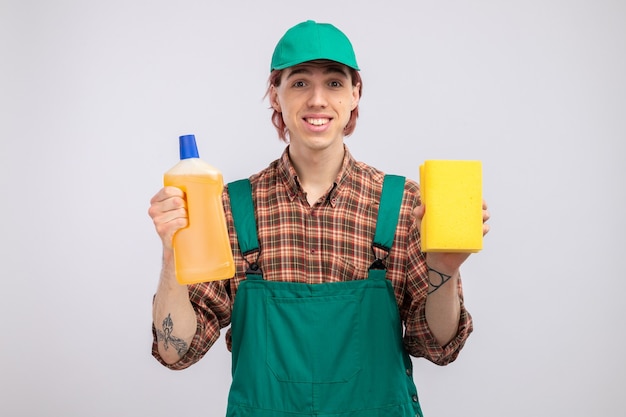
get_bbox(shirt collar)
[278,145,356,206]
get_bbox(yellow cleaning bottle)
[163,134,235,284]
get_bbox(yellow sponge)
[419,160,483,253]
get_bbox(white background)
[2,1,625,416]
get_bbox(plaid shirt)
[153,146,473,369]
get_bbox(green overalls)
[226,175,423,417]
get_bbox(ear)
[269,85,281,112]
[350,82,361,111]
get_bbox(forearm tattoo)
[427,266,453,294]
[156,313,189,358]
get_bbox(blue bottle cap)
[179,134,199,159]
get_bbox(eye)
[329,80,343,88]
[292,80,306,88]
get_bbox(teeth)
[307,118,328,126]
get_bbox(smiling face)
[269,60,360,153]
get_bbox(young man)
[148,20,490,417]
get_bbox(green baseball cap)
[270,20,360,72]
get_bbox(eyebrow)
[285,64,350,80]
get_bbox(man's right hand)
[148,186,188,250]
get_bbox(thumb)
[413,203,425,233]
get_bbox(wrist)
[426,264,457,295]
[162,247,175,264]
[159,249,183,289]
[423,252,464,277]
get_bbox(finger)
[150,186,185,205]
[161,194,187,213]
[157,206,188,225]
[481,199,490,222]
[153,207,189,245]
[413,203,425,221]
[148,189,186,219]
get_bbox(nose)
[307,85,328,108]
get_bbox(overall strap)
[368,174,406,280]
[227,179,263,279]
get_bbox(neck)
[288,143,345,205]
